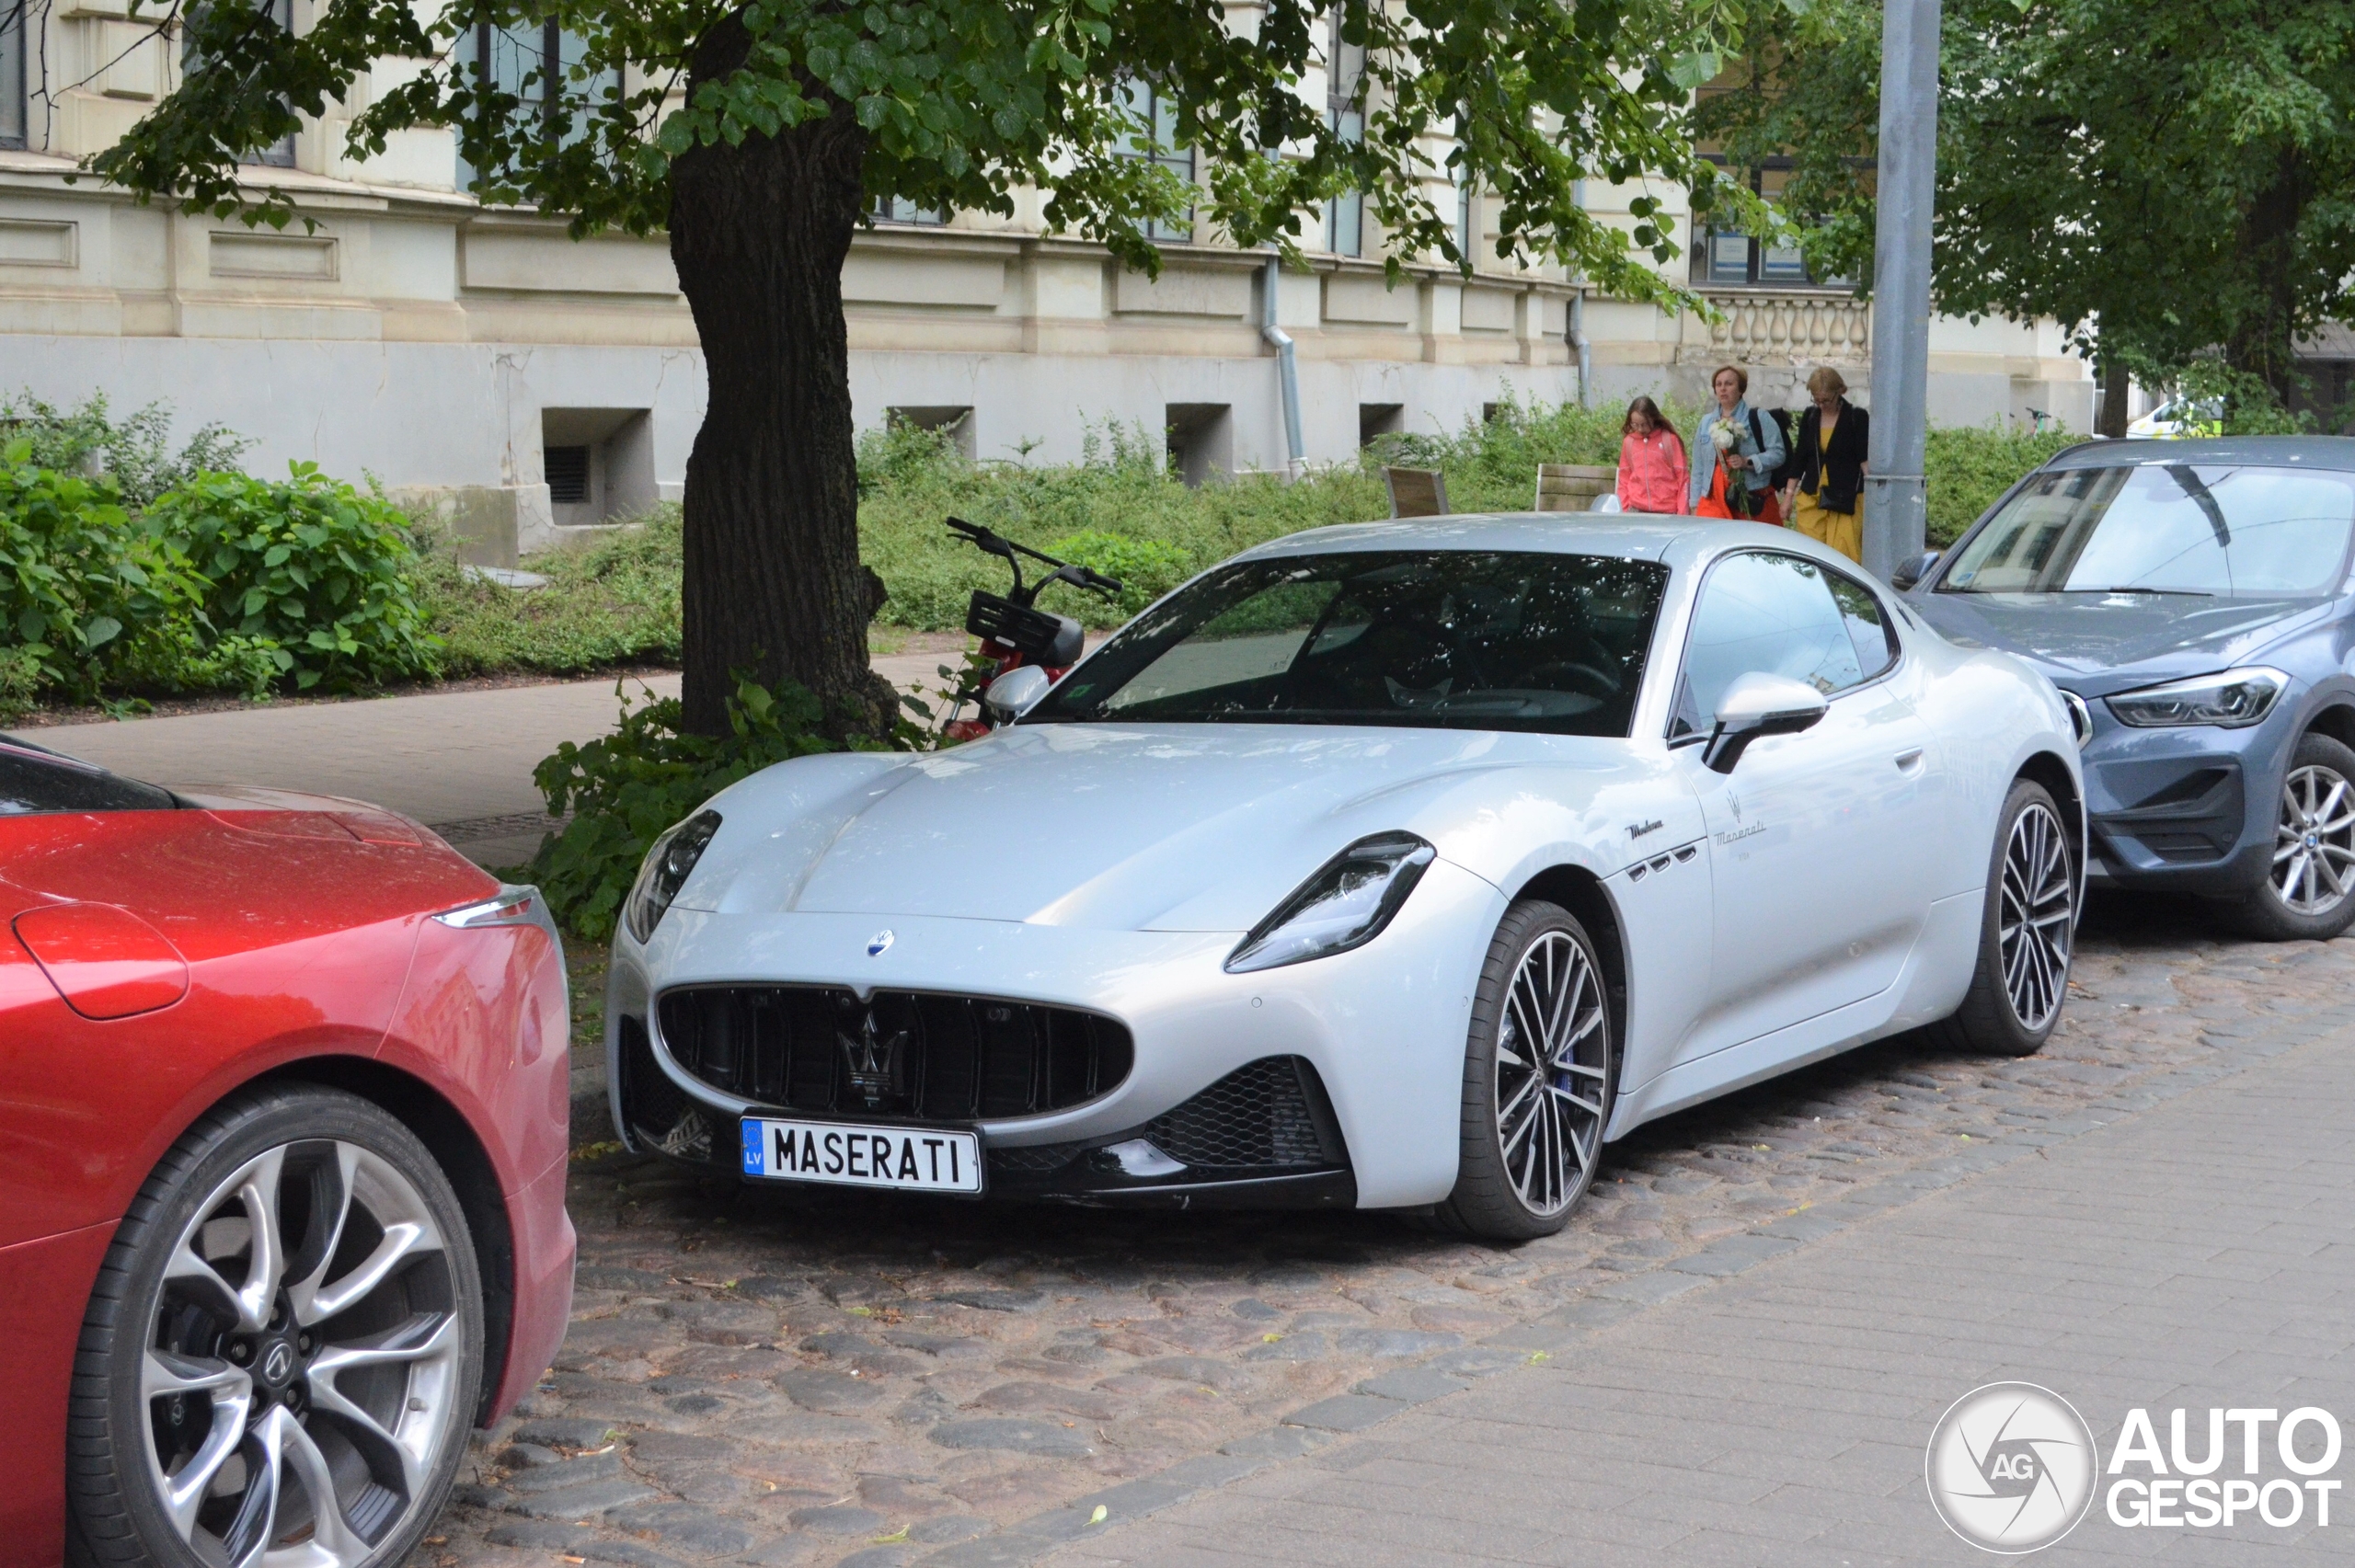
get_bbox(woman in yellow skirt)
[1781,366,1870,564]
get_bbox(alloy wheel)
[1493,930,1610,1218]
[2271,763,2355,916]
[1998,801,2074,1031]
[137,1139,463,1568]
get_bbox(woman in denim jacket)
[1687,364,1786,523]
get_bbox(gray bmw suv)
[1903,437,2355,940]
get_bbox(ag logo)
[1926,1382,2097,1553]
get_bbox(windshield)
[1939,463,2355,597]
[1025,549,1670,737]
[0,740,179,815]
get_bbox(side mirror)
[1890,550,1941,592]
[982,664,1052,724]
[1704,672,1829,774]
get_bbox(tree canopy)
[1698,0,2355,423]
[100,0,1757,296]
[96,0,1767,732]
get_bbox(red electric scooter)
[937,517,1122,742]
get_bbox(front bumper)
[603,859,1502,1208]
[2070,692,2291,897]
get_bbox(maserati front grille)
[653,985,1133,1122]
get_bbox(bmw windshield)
[1939,463,2355,598]
[1024,549,1669,737]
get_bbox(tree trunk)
[2224,147,2307,412]
[668,18,890,738]
[2097,357,2130,439]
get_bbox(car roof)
[1232,512,1804,563]
[2041,435,2355,473]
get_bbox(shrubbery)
[144,465,439,689]
[1,403,440,706]
[854,393,2077,629]
[415,504,684,676]
[1,391,254,509]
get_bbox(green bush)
[1923,425,2083,546]
[1046,529,1193,615]
[0,645,40,722]
[525,672,850,939]
[0,391,253,509]
[0,440,211,699]
[415,503,684,676]
[143,465,441,690]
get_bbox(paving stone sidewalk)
[1043,974,2355,1565]
[419,900,2355,1568]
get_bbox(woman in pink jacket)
[1614,395,1688,514]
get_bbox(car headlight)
[1224,832,1437,975]
[2104,667,2288,729]
[625,810,721,943]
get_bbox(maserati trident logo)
[837,1006,913,1107]
[867,929,894,956]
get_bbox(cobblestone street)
[425,896,2355,1568]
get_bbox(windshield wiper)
[2093,586,2213,597]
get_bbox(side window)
[1670,552,1866,738]
[1827,572,1900,681]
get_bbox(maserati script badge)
[867,930,894,956]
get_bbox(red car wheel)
[67,1084,483,1568]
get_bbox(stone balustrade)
[1697,289,1871,365]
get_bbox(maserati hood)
[1907,591,2326,695]
[679,723,1628,933]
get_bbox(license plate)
[740,1116,982,1194]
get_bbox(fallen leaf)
[1089,1505,1109,1526]
[1262,1333,1281,1344]
[870,1528,911,1544]
[1528,1351,1551,1363]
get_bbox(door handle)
[1894,748,1924,771]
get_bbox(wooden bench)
[1534,464,1617,513]
[1384,466,1451,519]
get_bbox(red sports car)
[0,737,574,1568]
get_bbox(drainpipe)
[1262,254,1305,478]
[1569,179,1592,406]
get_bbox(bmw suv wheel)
[2230,732,2355,942]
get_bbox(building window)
[1695,224,1844,288]
[1,0,27,151]
[459,22,616,189]
[1325,16,1365,258]
[182,2,296,166]
[871,196,947,226]
[1115,79,1194,243]
[544,445,591,504]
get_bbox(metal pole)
[1861,0,1939,581]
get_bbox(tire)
[1434,900,1614,1242]
[2223,731,2355,942]
[1937,778,2077,1057]
[67,1084,484,1568]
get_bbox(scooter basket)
[966,592,1083,664]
